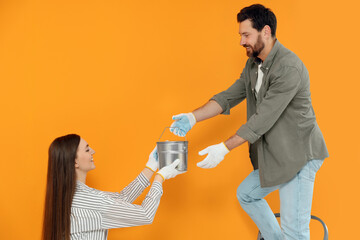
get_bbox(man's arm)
[171,66,248,136]
[209,67,302,154]
[192,100,247,151]
[192,100,223,122]
[170,100,224,136]
[224,134,247,151]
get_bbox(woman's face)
[75,138,96,173]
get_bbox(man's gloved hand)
[170,113,196,137]
[157,159,184,180]
[197,142,230,168]
[145,146,158,172]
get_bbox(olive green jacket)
[211,40,328,187]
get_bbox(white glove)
[170,112,196,137]
[197,142,230,168]
[145,146,158,172]
[157,159,184,180]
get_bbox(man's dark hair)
[237,4,277,37]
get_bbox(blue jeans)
[236,159,324,240]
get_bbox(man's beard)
[244,34,265,58]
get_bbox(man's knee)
[236,183,252,205]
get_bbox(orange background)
[0,0,359,239]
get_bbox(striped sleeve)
[100,181,163,229]
[103,173,150,203]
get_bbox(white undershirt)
[255,63,264,95]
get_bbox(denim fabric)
[237,159,324,240]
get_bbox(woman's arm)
[99,160,181,229]
[100,180,164,229]
[141,167,154,180]
[142,167,164,183]
[113,170,150,203]
[114,146,160,202]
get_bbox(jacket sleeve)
[210,68,247,115]
[237,66,302,143]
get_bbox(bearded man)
[170,4,328,240]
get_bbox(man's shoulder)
[275,43,305,69]
[269,44,309,82]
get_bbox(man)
[170,4,328,240]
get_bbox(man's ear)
[263,25,272,39]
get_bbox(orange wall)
[0,0,358,239]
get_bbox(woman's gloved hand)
[170,113,196,137]
[145,146,158,172]
[156,159,184,180]
[197,142,230,168]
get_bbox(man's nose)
[240,37,246,46]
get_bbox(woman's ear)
[75,160,79,168]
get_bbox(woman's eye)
[86,149,90,152]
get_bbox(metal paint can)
[157,127,188,171]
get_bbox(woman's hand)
[156,159,185,181]
[145,146,158,172]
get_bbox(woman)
[42,134,183,240]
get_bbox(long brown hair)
[42,134,81,240]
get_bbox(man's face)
[239,19,265,58]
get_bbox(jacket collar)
[250,39,281,69]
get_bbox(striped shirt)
[70,173,163,240]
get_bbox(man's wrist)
[189,112,197,125]
[224,134,247,151]
[221,142,230,152]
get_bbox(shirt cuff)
[138,173,151,188]
[150,181,163,195]
[210,96,230,115]
[237,124,261,144]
